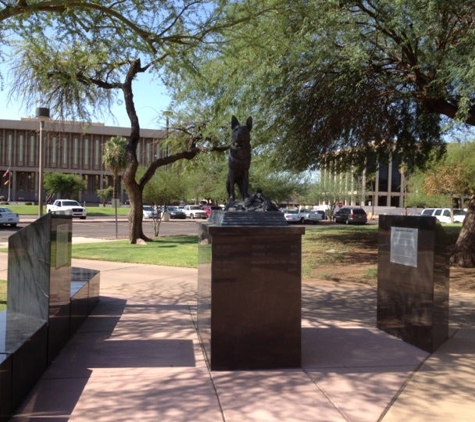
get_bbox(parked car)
[0,207,19,227]
[283,209,301,223]
[333,207,367,225]
[423,208,466,223]
[298,209,323,224]
[182,205,208,219]
[164,206,186,219]
[202,205,222,217]
[46,199,87,219]
[315,210,327,220]
[421,208,436,217]
[143,205,159,219]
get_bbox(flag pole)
[7,172,10,202]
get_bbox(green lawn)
[0,280,6,312]
[3,204,130,216]
[72,235,198,267]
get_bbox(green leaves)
[172,0,475,173]
[44,172,86,199]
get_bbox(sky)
[0,68,172,130]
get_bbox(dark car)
[164,206,187,219]
[333,207,367,225]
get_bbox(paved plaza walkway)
[0,252,474,421]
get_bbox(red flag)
[2,168,9,178]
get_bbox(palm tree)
[102,136,127,202]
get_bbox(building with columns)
[319,155,407,208]
[0,118,165,204]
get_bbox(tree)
[172,0,475,266]
[405,169,449,208]
[423,164,465,222]
[0,1,173,90]
[96,186,113,206]
[102,136,127,202]
[44,173,86,201]
[8,1,253,243]
[404,141,475,265]
[142,165,186,236]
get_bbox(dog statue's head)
[231,115,252,148]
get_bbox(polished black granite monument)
[198,211,304,370]
[8,213,73,362]
[377,215,449,352]
[0,353,12,422]
[0,213,100,420]
[70,267,100,335]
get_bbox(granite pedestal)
[377,215,449,352]
[198,211,304,370]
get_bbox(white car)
[143,205,160,219]
[421,208,466,223]
[46,199,87,219]
[283,209,300,223]
[298,210,323,224]
[434,208,466,223]
[182,205,207,219]
[0,207,19,227]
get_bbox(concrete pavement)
[0,250,475,421]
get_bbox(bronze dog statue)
[226,115,252,204]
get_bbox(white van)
[434,208,466,223]
[421,208,466,223]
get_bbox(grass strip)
[3,204,130,217]
[72,235,198,268]
[0,280,6,312]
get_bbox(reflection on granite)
[0,353,12,422]
[1,214,101,419]
[72,267,100,314]
[10,323,48,411]
[198,215,304,370]
[377,215,449,352]
[0,312,46,353]
[70,281,89,335]
[7,213,72,362]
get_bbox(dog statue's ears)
[246,116,253,131]
[231,115,253,131]
[231,115,239,129]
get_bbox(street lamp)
[36,107,50,217]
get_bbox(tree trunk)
[123,175,151,243]
[113,174,118,201]
[121,58,150,244]
[450,196,475,267]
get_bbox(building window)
[51,136,57,166]
[29,134,36,165]
[94,139,100,168]
[73,137,79,166]
[7,133,12,165]
[378,163,389,192]
[84,138,89,167]
[62,137,68,167]
[137,143,141,165]
[18,134,24,165]
[146,142,151,163]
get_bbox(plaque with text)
[390,227,418,268]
